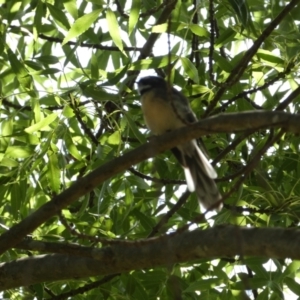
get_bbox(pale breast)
[141,91,185,135]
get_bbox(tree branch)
[204,0,300,116]
[0,111,299,255]
[126,0,178,87]
[1,225,300,290]
[8,26,143,52]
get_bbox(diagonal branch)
[204,0,300,116]
[126,0,178,88]
[0,111,299,255]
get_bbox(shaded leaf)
[47,3,70,31]
[47,151,61,193]
[180,57,199,83]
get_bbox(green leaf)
[64,133,83,161]
[47,151,60,193]
[63,0,78,19]
[123,112,146,144]
[62,9,102,45]
[30,68,61,75]
[228,0,251,29]
[151,23,168,33]
[180,57,199,83]
[25,113,58,133]
[80,84,120,101]
[124,184,133,205]
[183,84,211,97]
[6,48,33,90]
[189,24,209,37]
[107,131,121,145]
[230,278,269,290]
[90,52,99,79]
[106,65,129,85]
[0,158,19,168]
[35,55,59,65]
[33,0,45,34]
[184,278,223,292]
[132,209,155,231]
[10,183,21,219]
[1,119,13,149]
[152,22,186,33]
[128,0,140,36]
[215,28,236,47]
[106,9,124,52]
[5,146,34,159]
[284,277,300,295]
[130,55,177,70]
[256,49,285,66]
[283,261,300,276]
[77,194,90,217]
[47,3,70,31]
[213,53,234,72]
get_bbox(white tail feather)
[192,140,217,179]
[183,166,195,192]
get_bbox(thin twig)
[148,190,191,238]
[204,0,300,116]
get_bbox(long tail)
[172,140,222,210]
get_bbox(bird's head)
[137,76,166,95]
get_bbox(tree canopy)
[1,0,300,299]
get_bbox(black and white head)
[137,76,167,95]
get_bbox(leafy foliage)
[0,0,300,299]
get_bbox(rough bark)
[1,225,300,290]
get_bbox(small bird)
[137,76,222,210]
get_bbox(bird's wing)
[171,89,197,124]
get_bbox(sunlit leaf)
[90,52,99,79]
[106,9,124,52]
[2,0,300,296]
[189,24,209,37]
[62,9,102,45]
[47,151,61,193]
[63,0,78,19]
[107,131,121,145]
[129,55,177,70]
[5,146,34,158]
[152,22,186,33]
[128,0,140,36]
[25,113,58,133]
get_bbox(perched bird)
[137,76,222,210]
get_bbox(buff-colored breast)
[141,90,184,135]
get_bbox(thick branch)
[1,225,300,290]
[0,111,299,255]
